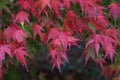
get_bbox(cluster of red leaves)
[1,0,120,78]
[47,27,79,72]
[0,23,29,71]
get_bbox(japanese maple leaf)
[49,50,68,72]
[14,47,30,71]
[86,32,116,61]
[108,2,120,24]
[104,46,115,61]
[63,0,71,9]
[105,28,118,42]
[48,27,79,50]
[68,36,80,49]
[76,0,104,19]
[77,0,103,18]
[32,23,43,39]
[38,0,51,13]
[17,0,30,10]
[81,51,90,66]
[100,35,116,61]
[13,29,27,43]
[64,11,89,33]
[0,44,12,65]
[14,11,30,25]
[4,23,18,42]
[96,15,108,27]
[48,29,68,50]
[86,33,101,56]
[40,33,48,44]
[48,27,60,41]
[48,27,79,72]
[50,0,62,16]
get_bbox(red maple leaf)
[17,0,30,10]
[13,47,30,71]
[86,32,116,61]
[0,44,12,65]
[14,11,30,25]
[4,23,18,42]
[50,0,62,16]
[32,23,43,39]
[64,11,89,33]
[63,0,71,9]
[47,27,60,41]
[105,28,118,46]
[86,33,101,56]
[108,2,120,24]
[49,49,68,72]
[74,0,104,19]
[13,29,27,43]
[38,0,51,13]
[100,35,116,61]
[96,15,108,27]
[48,27,79,71]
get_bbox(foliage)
[1,0,120,79]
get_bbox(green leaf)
[0,0,9,9]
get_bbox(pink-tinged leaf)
[38,0,51,13]
[81,51,90,66]
[86,34,100,55]
[51,38,61,49]
[14,47,30,71]
[68,36,80,49]
[63,0,71,9]
[40,33,48,44]
[105,28,118,41]
[64,11,89,34]
[14,11,30,25]
[0,44,12,65]
[86,32,116,61]
[104,46,115,61]
[49,50,66,72]
[17,0,30,10]
[32,23,43,39]
[75,0,104,19]
[50,0,62,16]
[108,2,120,24]
[4,23,18,42]
[47,27,79,72]
[13,29,27,43]
[95,40,100,56]
[48,27,60,41]
[96,15,108,27]
[100,35,116,61]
